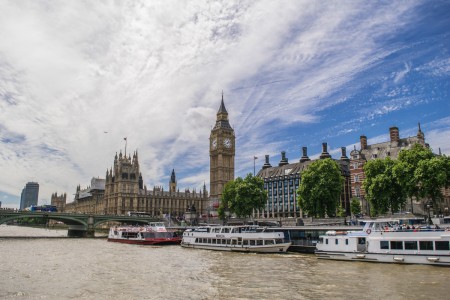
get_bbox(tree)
[414,156,448,213]
[393,144,434,213]
[350,197,362,216]
[363,158,406,216]
[219,173,267,219]
[297,158,344,218]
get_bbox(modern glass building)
[20,182,39,210]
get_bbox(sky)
[1,0,449,209]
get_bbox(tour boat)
[315,219,450,266]
[108,222,181,245]
[181,225,291,253]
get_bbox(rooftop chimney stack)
[279,151,289,166]
[340,147,349,161]
[262,155,272,169]
[360,135,367,150]
[320,142,332,159]
[300,146,310,163]
[389,126,399,146]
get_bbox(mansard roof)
[257,158,350,179]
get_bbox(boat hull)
[315,251,450,266]
[181,242,291,253]
[108,237,181,245]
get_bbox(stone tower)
[169,169,177,193]
[209,94,235,201]
[104,150,142,215]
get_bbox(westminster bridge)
[0,210,160,237]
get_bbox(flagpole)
[124,137,127,156]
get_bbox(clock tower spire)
[210,93,235,202]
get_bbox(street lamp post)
[427,203,433,225]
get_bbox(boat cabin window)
[435,241,450,251]
[221,228,230,233]
[358,238,365,245]
[345,239,348,245]
[335,239,338,245]
[325,239,328,245]
[250,240,256,246]
[419,241,434,251]
[266,240,274,245]
[404,241,418,250]
[380,241,389,249]
[390,241,403,250]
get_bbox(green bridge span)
[0,210,161,237]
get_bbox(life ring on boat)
[366,229,372,234]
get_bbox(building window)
[355,187,360,197]
[354,175,359,182]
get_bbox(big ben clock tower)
[210,94,235,201]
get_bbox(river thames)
[0,225,448,300]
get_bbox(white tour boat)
[108,222,181,245]
[315,219,450,266]
[181,225,291,253]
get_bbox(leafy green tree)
[350,197,362,216]
[414,156,448,212]
[393,144,434,213]
[297,158,344,218]
[219,173,267,219]
[363,158,406,216]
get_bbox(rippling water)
[0,225,448,300]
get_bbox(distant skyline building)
[20,182,39,210]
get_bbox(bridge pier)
[87,215,95,238]
[67,225,87,237]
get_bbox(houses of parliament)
[53,97,235,217]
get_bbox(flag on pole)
[254,156,258,160]
[124,137,127,141]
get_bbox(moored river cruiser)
[108,222,181,245]
[181,225,291,253]
[315,219,450,266]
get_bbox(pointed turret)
[169,169,177,193]
[417,122,425,145]
[213,92,232,130]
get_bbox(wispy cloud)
[1,0,448,206]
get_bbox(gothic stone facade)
[209,96,235,204]
[65,151,208,216]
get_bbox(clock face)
[223,138,232,148]
[212,138,217,149]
